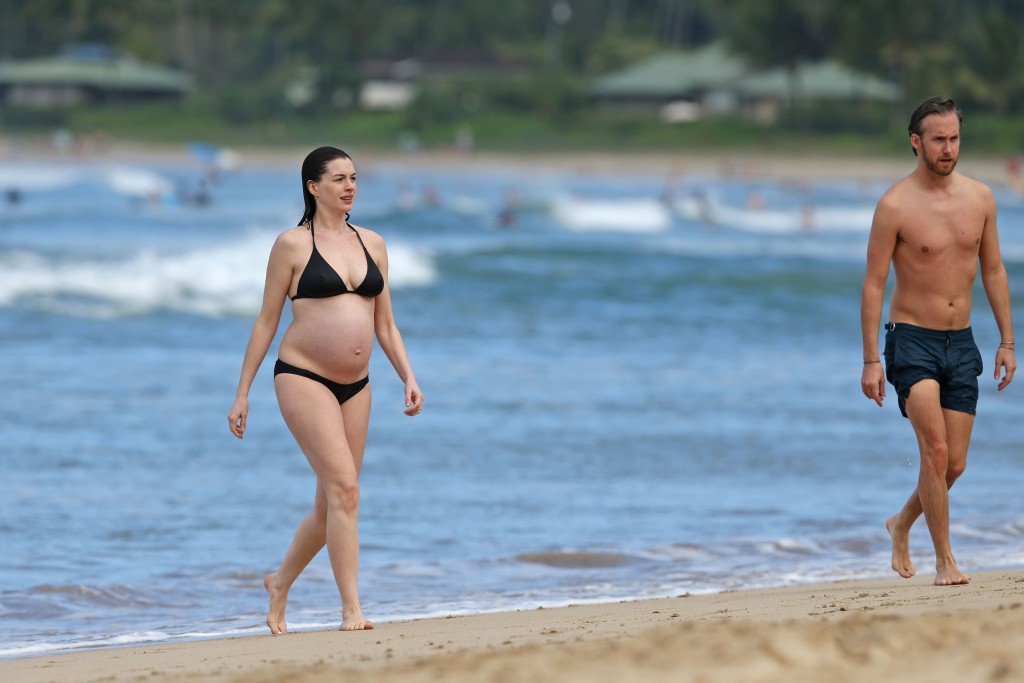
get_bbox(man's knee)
[946,459,967,483]
[918,436,949,472]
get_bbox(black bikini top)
[292,221,384,300]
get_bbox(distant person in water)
[228,146,424,632]
[497,187,521,228]
[860,97,1015,585]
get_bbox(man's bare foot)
[886,515,916,578]
[264,572,288,635]
[340,611,374,631]
[934,564,970,586]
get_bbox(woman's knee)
[323,479,360,515]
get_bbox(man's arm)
[861,194,900,405]
[977,184,1016,390]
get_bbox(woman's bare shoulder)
[273,225,311,248]
[350,223,385,247]
[265,226,310,268]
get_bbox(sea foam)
[0,232,437,318]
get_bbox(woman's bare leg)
[337,385,371,630]
[274,375,374,631]
[265,483,327,634]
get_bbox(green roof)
[0,52,191,93]
[591,43,900,103]
[591,43,747,98]
[735,60,900,101]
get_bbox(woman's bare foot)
[934,561,970,586]
[340,610,374,631]
[265,572,288,635]
[886,515,916,578]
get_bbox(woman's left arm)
[369,231,424,415]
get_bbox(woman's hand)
[228,396,249,438]
[403,381,424,416]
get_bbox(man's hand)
[995,347,1017,391]
[861,362,886,407]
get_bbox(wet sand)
[3,568,1023,683]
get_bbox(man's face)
[913,111,960,177]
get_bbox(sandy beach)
[3,134,1016,185]
[2,568,1022,683]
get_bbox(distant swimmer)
[689,189,715,226]
[174,178,212,207]
[497,188,521,228]
[228,146,424,633]
[860,97,1015,586]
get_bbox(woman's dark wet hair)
[298,146,352,225]
[908,97,963,157]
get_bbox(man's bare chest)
[897,204,984,257]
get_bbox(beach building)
[357,54,527,111]
[590,42,748,122]
[0,44,192,108]
[591,42,901,123]
[732,59,902,123]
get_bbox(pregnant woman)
[228,146,423,633]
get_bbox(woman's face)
[308,156,357,215]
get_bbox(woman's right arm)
[228,233,295,439]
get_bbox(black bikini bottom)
[274,359,369,405]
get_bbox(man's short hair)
[908,97,964,156]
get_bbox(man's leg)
[901,380,970,585]
[886,401,973,579]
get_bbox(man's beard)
[924,149,958,176]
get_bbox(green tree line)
[1,0,1022,139]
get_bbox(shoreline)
[4,140,1023,682]
[3,567,1023,683]
[2,137,1016,185]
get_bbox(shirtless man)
[860,96,1016,586]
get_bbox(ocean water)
[2,153,1024,658]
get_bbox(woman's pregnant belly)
[279,297,375,382]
